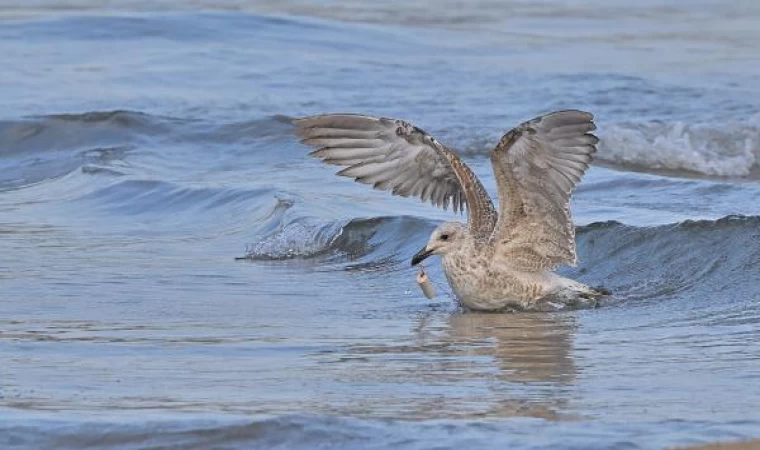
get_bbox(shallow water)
[1,1,760,449]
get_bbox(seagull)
[294,110,607,311]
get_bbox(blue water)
[1,2,760,449]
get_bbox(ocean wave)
[41,110,170,127]
[242,212,760,301]
[0,110,173,190]
[571,215,760,301]
[2,413,758,450]
[5,111,760,184]
[0,110,280,191]
[239,215,432,267]
[0,111,174,154]
[75,179,275,218]
[596,116,760,178]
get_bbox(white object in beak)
[416,269,436,299]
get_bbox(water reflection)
[440,312,577,419]
[333,311,578,420]
[443,312,577,385]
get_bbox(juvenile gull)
[294,110,607,311]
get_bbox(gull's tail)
[549,278,611,309]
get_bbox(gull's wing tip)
[292,112,497,234]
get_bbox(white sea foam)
[244,219,347,260]
[598,115,760,177]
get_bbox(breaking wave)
[597,116,760,178]
[241,208,760,303]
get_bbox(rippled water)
[1,1,759,449]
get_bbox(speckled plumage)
[436,223,601,311]
[294,110,607,311]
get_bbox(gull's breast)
[442,255,554,311]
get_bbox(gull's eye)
[440,234,449,241]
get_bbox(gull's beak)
[411,246,433,266]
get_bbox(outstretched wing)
[490,110,597,271]
[294,114,497,237]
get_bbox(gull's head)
[411,222,466,266]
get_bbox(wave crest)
[242,211,760,303]
[598,117,760,178]
[240,215,432,266]
[572,215,760,301]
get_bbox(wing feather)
[490,110,598,271]
[294,114,497,237]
